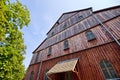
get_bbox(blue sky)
[19,0,120,69]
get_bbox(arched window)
[64,40,69,50]
[29,71,34,80]
[99,60,118,79]
[77,16,83,21]
[34,53,39,63]
[51,32,54,36]
[48,47,52,56]
[63,23,67,30]
[85,30,96,41]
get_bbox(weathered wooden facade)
[24,6,120,80]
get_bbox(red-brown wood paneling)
[25,6,120,80]
[24,64,39,80]
[35,7,120,52]
[35,42,120,80]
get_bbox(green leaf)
[0,0,30,80]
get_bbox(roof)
[93,5,120,13]
[47,58,78,75]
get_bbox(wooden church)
[24,5,120,80]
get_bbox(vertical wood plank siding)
[24,64,39,80]
[47,9,92,38]
[25,6,120,80]
[30,16,120,64]
[105,17,120,39]
[58,12,77,23]
[36,8,120,52]
[34,42,119,80]
[30,53,37,64]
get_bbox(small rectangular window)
[64,40,69,50]
[77,16,83,21]
[34,53,39,63]
[51,32,54,36]
[48,47,52,56]
[85,30,96,41]
[63,23,67,30]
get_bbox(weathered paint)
[24,6,120,80]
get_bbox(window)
[63,23,67,30]
[44,69,49,80]
[99,60,118,79]
[48,47,52,55]
[64,40,69,50]
[77,16,83,21]
[51,32,54,36]
[85,30,96,41]
[29,71,34,80]
[34,53,39,63]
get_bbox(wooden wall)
[30,16,120,64]
[58,12,77,23]
[25,6,120,80]
[105,17,120,39]
[36,7,120,52]
[26,42,120,80]
[47,9,92,38]
[24,64,39,80]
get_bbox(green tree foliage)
[0,0,30,80]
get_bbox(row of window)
[50,15,84,37]
[34,30,96,63]
[30,60,119,80]
[47,39,70,56]
[47,30,96,56]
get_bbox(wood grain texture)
[25,42,120,80]
[36,7,120,52]
[24,6,120,80]
[31,18,120,64]
[47,9,92,38]
[24,64,39,80]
